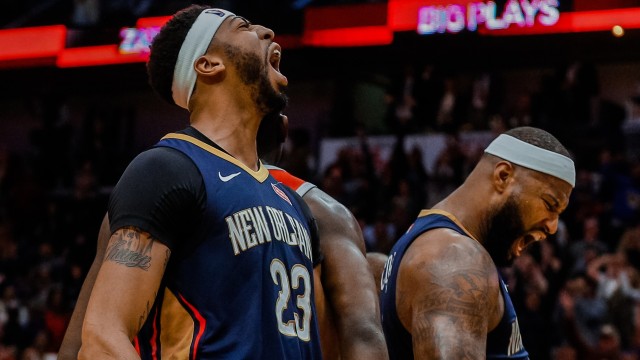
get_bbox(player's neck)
[190,102,262,171]
[432,185,489,244]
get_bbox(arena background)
[0,0,640,359]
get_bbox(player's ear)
[194,53,225,79]
[492,161,514,194]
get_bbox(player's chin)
[270,78,288,95]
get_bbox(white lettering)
[237,210,256,248]
[519,0,539,26]
[502,0,526,27]
[486,1,508,30]
[446,5,466,33]
[381,253,395,292]
[226,215,246,255]
[285,214,300,246]
[228,206,313,261]
[538,0,560,26]
[417,0,559,35]
[251,207,272,244]
[507,319,524,356]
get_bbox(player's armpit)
[79,227,171,360]
[306,189,388,360]
[398,230,500,360]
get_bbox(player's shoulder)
[128,146,194,173]
[402,228,494,278]
[304,187,348,213]
[303,187,356,227]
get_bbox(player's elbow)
[79,323,130,359]
[344,319,388,352]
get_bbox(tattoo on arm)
[137,289,159,331]
[136,251,170,332]
[411,254,493,358]
[105,227,155,270]
[419,270,488,329]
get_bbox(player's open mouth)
[269,48,281,71]
[269,43,288,86]
[523,234,538,248]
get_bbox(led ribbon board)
[417,0,560,35]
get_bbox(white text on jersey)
[226,206,313,262]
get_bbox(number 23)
[270,259,312,341]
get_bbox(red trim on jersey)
[133,336,141,355]
[151,306,159,360]
[271,183,293,205]
[268,169,306,192]
[177,293,206,360]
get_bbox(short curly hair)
[147,4,210,105]
[504,126,571,158]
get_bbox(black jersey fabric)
[108,127,208,251]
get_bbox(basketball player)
[60,113,388,359]
[76,5,322,359]
[258,114,388,359]
[379,127,575,359]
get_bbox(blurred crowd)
[0,58,639,360]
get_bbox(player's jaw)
[484,195,527,267]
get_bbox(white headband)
[171,8,235,110]
[484,134,576,187]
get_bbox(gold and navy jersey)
[379,210,529,360]
[133,133,322,359]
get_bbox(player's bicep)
[81,227,170,355]
[403,235,496,359]
[411,267,490,359]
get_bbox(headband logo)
[204,9,226,17]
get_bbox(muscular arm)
[78,227,170,359]
[58,213,111,359]
[306,188,388,360]
[397,229,501,360]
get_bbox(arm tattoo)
[137,290,158,331]
[105,227,155,270]
[410,245,494,358]
[138,299,151,330]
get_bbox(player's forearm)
[58,260,99,359]
[79,323,140,360]
[59,214,111,360]
[330,277,387,359]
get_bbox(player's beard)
[484,195,526,267]
[222,43,288,116]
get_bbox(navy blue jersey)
[134,133,322,359]
[380,209,529,360]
